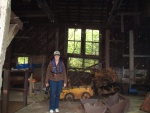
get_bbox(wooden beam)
[36,0,57,22]
[10,12,23,30]
[117,12,141,15]
[107,0,123,26]
[5,24,20,48]
[13,12,47,18]
[0,0,11,96]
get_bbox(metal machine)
[60,86,94,101]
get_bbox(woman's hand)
[45,83,49,87]
[63,83,67,87]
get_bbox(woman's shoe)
[55,108,59,112]
[49,110,53,113]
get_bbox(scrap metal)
[91,68,119,95]
[80,93,130,113]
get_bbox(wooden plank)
[5,24,20,48]
[2,70,10,113]
[10,12,23,30]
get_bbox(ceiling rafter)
[36,0,57,23]
[107,0,124,26]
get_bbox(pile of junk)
[80,93,130,113]
[63,67,121,101]
[90,67,121,96]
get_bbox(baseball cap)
[54,51,60,56]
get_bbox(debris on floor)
[140,92,150,112]
[80,93,130,113]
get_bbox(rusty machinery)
[80,93,130,113]
[60,86,94,101]
[140,92,150,112]
[90,68,120,96]
[61,67,120,100]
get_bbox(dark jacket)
[45,60,67,84]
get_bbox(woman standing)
[45,51,67,113]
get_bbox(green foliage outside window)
[68,57,83,68]
[84,59,99,68]
[18,57,28,64]
[68,57,99,72]
[85,29,99,55]
[67,29,81,54]
[67,28,100,72]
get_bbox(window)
[68,57,99,72]
[18,57,28,64]
[85,29,99,55]
[67,29,81,54]
[67,28,100,72]
[17,57,29,69]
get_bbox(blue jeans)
[49,80,63,110]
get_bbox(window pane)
[25,57,28,64]
[18,57,28,64]
[67,41,81,54]
[85,42,99,55]
[18,57,24,64]
[68,29,75,40]
[93,43,99,55]
[84,59,99,68]
[93,30,99,42]
[68,29,81,41]
[85,42,92,55]
[85,29,99,55]
[68,58,83,68]
[68,28,81,54]
[75,29,81,41]
[86,29,92,41]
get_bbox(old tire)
[114,86,121,93]
[81,92,91,99]
[65,93,75,101]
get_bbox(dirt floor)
[0,101,26,113]
[15,100,84,113]
[0,91,148,113]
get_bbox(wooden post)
[23,71,28,106]
[29,73,33,95]
[2,70,10,113]
[105,30,110,69]
[129,30,135,87]
[0,0,11,96]
[41,62,44,93]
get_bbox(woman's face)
[54,55,60,61]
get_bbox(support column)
[129,30,135,87]
[105,30,110,69]
[2,70,10,113]
[0,0,11,95]
[41,62,44,93]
